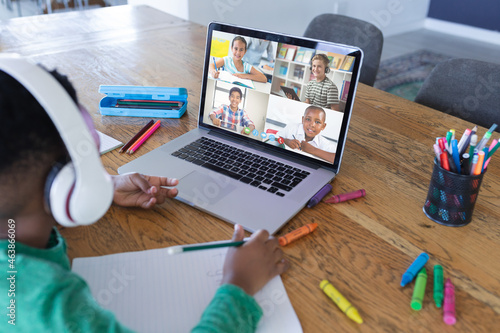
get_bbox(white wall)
[129,0,430,37]
[128,0,189,20]
[185,0,431,37]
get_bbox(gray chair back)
[415,58,500,131]
[304,13,383,86]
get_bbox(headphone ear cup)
[44,162,77,227]
[325,66,330,74]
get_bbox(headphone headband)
[311,53,331,74]
[0,54,113,226]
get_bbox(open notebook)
[72,245,302,332]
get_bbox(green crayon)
[434,265,444,307]
[411,267,427,311]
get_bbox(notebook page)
[72,247,302,332]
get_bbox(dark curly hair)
[0,67,76,174]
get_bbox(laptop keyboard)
[171,137,310,197]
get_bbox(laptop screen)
[199,22,363,171]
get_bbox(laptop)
[118,22,363,234]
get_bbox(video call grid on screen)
[199,23,362,169]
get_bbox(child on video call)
[0,59,288,332]
[304,54,340,111]
[278,105,336,163]
[209,36,268,83]
[209,87,255,135]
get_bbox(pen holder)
[423,159,485,227]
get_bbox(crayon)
[324,189,366,204]
[307,184,332,208]
[411,267,427,311]
[401,252,429,287]
[434,265,444,307]
[443,278,456,325]
[320,280,363,324]
[278,223,318,246]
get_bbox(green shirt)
[0,228,262,332]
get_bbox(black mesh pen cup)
[423,159,485,227]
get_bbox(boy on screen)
[209,87,255,135]
[278,105,336,163]
[304,54,340,111]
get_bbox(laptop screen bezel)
[198,22,363,173]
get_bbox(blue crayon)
[401,253,429,287]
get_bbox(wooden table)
[2,5,499,332]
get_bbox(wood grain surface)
[2,5,499,332]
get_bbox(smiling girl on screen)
[209,36,267,83]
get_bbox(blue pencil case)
[98,85,188,118]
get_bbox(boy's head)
[228,87,242,109]
[0,57,113,226]
[231,36,247,61]
[302,106,327,141]
[0,68,71,218]
[310,54,330,78]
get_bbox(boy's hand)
[284,138,301,150]
[112,173,178,209]
[300,141,313,153]
[211,69,220,79]
[221,225,289,295]
[211,117,221,127]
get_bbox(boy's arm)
[283,138,301,150]
[209,107,223,126]
[209,58,225,78]
[301,142,335,163]
[191,284,262,333]
[326,83,340,111]
[329,103,340,111]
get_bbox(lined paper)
[72,246,302,332]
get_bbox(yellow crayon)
[320,279,363,324]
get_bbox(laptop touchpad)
[176,171,236,208]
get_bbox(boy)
[209,87,255,135]
[0,57,288,332]
[278,105,336,163]
[304,54,340,111]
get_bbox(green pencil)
[167,240,245,255]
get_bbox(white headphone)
[0,54,114,227]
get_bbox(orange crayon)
[278,223,318,246]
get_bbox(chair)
[304,13,384,86]
[415,58,500,131]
